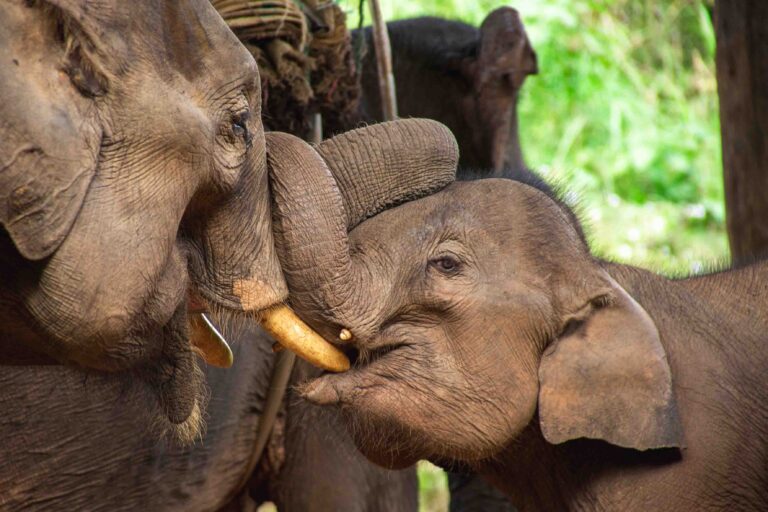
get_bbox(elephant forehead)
[348,188,456,246]
[115,0,258,88]
[347,180,537,247]
[161,0,256,81]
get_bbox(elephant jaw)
[188,292,350,373]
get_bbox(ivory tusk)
[190,313,234,368]
[260,305,350,373]
[339,328,353,341]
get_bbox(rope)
[232,349,297,498]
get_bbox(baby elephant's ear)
[538,275,683,451]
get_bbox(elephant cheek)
[187,153,288,312]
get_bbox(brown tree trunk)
[715,0,768,264]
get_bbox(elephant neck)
[0,244,60,364]
[478,422,589,511]
[478,421,681,511]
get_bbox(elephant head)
[371,7,538,175]
[0,0,288,435]
[284,175,682,468]
[468,7,538,175]
[0,0,457,438]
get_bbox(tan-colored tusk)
[259,305,350,373]
[190,313,234,368]
[339,328,353,341]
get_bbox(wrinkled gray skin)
[0,0,285,363]
[332,7,537,175]
[283,173,768,510]
[352,11,537,508]
[0,327,416,512]
[0,0,285,435]
[0,116,459,510]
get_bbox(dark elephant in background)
[264,148,767,510]
[334,7,537,175]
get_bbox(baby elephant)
[272,168,768,511]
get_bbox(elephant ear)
[0,0,104,260]
[477,7,538,89]
[538,274,683,451]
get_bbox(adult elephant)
[0,0,454,437]
[332,7,537,176]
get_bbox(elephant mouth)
[353,342,409,368]
[187,291,234,369]
[302,340,411,406]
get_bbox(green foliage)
[417,461,449,512]
[510,0,726,273]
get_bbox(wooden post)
[310,112,323,144]
[367,0,398,121]
[715,0,768,263]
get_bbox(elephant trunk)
[267,131,361,342]
[269,119,458,344]
[316,120,460,230]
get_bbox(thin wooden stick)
[367,0,397,120]
[310,112,323,144]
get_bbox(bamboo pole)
[367,0,398,120]
[310,112,323,143]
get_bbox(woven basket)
[211,0,308,48]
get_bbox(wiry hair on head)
[458,165,589,247]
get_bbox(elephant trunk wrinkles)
[315,120,459,230]
[267,132,365,340]
[269,119,459,341]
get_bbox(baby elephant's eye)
[429,255,461,274]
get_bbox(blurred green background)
[339,1,726,510]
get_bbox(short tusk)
[260,305,350,373]
[190,313,234,368]
[339,328,353,341]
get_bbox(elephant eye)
[429,255,461,275]
[231,111,252,148]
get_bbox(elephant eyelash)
[428,255,462,275]
[233,111,253,147]
[591,294,612,309]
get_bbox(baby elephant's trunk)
[266,120,459,368]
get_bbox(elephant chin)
[133,306,208,444]
[345,411,421,470]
